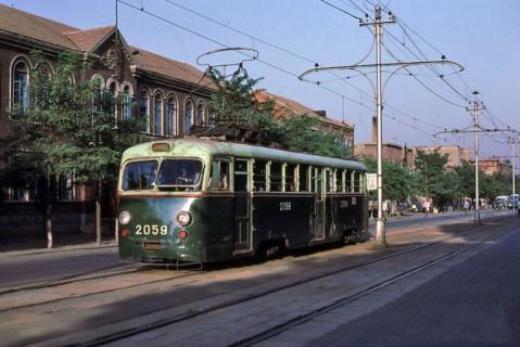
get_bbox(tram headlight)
[176,211,192,226]
[118,210,132,226]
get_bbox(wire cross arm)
[298,59,464,82]
[433,127,518,138]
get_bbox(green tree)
[208,68,283,143]
[414,149,451,208]
[208,67,348,158]
[8,52,142,248]
[361,157,418,202]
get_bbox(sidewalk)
[0,233,116,258]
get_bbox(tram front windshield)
[122,159,203,191]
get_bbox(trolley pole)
[470,91,482,224]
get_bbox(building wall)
[354,142,414,169]
[414,145,471,169]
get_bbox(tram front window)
[157,159,203,188]
[122,160,158,191]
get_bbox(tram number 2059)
[135,224,168,236]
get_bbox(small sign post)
[366,173,377,191]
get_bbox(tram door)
[312,167,326,241]
[233,159,252,253]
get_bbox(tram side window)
[353,170,360,192]
[253,160,267,191]
[335,169,342,192]
[284,163,296,192]
[299,165,309,192]
[234,159,248,192]
[345,169,352,193]
[211,160,230,191]
[270,162,282,192]
[123,160,158,191]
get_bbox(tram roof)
[122,138,366,171]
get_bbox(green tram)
[117,138,369,265]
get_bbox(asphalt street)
[309,224,520,347]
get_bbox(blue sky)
[3,0,520,164]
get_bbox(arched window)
[90,75,104,123]
[34,62,52,108]
[153,93,163,135]
[105,81,117,117]
[12,60,29,115]
[122,85,133,120]
[165,96,176,137]
[184,100,193,135]
[196,102,205,126]
[139,90,150,132]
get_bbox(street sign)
[366,173,377,191]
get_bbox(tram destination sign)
[366,173,377,191]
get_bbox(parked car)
[494,196,508,209]
[507,194,519,209]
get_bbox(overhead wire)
[157,0,446,135]
[119,0,460,141]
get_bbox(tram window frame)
[326,169,334,193]
[233,158,249,192]
[341,169,347,193]
[284,163,297,192]
[253,159,267,192]
[269,161,282,192]
[210,158,231,191]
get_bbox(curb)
[0,241,117,258]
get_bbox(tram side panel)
[252,194,314,250]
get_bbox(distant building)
[413,145,471,170]
[479,157,512,177]
[354,117,415,168]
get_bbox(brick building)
[254,90,355,150]
[0,5,217,233]
[0,5,356,234]
[413,145,471,170]
[479,157,512,177]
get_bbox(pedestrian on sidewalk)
[463,198,470,215]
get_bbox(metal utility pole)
[509,136,517,214]
[470,91,483,223]
[361,6,395,245]
[300,5,463,245]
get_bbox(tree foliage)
[16,52,143,184]
[361,157,418,201]
[208,67,349,158]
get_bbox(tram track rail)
[230,239,488,346]
[0,268,201,313]
[0,263,135,296]
[62,222,499,347]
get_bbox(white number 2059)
[135,224,168,236]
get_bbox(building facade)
[479,158,512,177]
[254,90,355,151]
[0,5,217,234]
[0,4,215,204]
